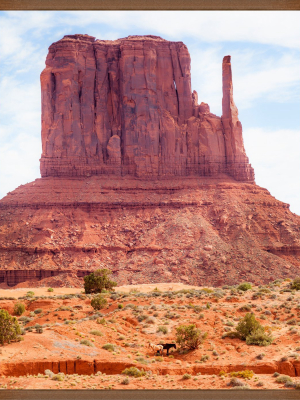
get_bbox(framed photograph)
[0,2,300,400]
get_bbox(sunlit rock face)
[40,34,254,181]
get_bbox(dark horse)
[156,343,177,355]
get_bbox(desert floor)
[0,280,300,390]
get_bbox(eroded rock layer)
[40,34,254,181]
[1,176,299,287]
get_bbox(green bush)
[236,313,263,340]
[157,326,168,334]
[89,330,103,336]
[246,330,273,346]
[14,303,25,316]
[237,283,252,291]
[176,324,207,350]
[84,269,117,294]
[102,343,115,352]
[47,288,54,292]
[118,304,123,309]
[34,308,43,314]
[182,373,191,380]
[91,295,108,311]
[26,291,35,298]
[223,313,273,346]
[0,309,22,345]
[122,367,146,377]
[291,277,300,291]
[80,339,93,347]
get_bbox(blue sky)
[0,11,299,214]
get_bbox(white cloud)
[244,127,300,215]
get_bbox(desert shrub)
[193,306,201,314]
[118,304,123,309]
[287,318,297,325]
[137,314,147,322]
[182,373,191,380]
[122,367,146,377]
[80,339,93,347]
[121,377,130,385]
[34,308,43,314]
[223,313,273,346]
[176,324,207,350]
[256,353,265,360]
[273,372,280,377]
[236,313,263,340]
[84,269,117,294]
[102,343,115,352]
[26,291,35,297]
[44,369,54,378]
[237,283,252,292]
[47,288,54,292]
[228,377,247,387]
[0,309,22,345]
[239,305,251,312]
[146,317,155,324]
[91,295,108,311]
[230,370,254,379]
[36,327,43,334]
[246,329,273,346]
[291,277,300,291]
[97,318,106,325]
[157,326,168,334]
[14,303,25,316]
[90,330,103,336]
[200,355,209,362]
[201,288,213,294]
[52,373,65,381]
[19,316,31,323]
[275,374,293,384]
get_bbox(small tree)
[84,269,117,294]
[223,313,273,346]
[91,295,108,310]
[291,277,300,291]
[176,324,207,350]
[0,309,22,345]
[13,303,26,316]
[236,313,263,340]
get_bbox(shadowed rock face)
[40,34,254,181]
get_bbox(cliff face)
[40,34,254,181]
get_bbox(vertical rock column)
[221,56,254,181]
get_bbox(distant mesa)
[40,34,254,181]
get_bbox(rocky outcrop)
[1,176,299,287]
[40,34,254,181]
[0,269,91,287]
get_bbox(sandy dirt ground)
[0,281,300,390]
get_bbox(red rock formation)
[1,34,299,288]
[40,34,254,181]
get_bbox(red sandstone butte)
[40,34,254,181]
[1,34,299,288]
